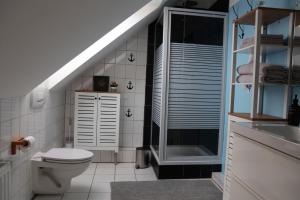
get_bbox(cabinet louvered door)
[97,94,120,149]
[74,92,97,147]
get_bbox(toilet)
[31,148,93,194]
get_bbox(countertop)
[231,122,300,160]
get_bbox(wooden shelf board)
[232,82,287,86]
[229,112,286,121]
[234,7,292,26]
[234,44,288,54]
[233,45,254,54]
[232,82,252,85]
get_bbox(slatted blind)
[168,43,223,129]
[97,94,120,147]
[74,92,97,146]
[152,44,163,126]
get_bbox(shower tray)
[166,145,214,158]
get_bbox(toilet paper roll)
[20,136,35,153]
[24,136,35,147]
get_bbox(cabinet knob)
[99,97,101,100]
[95,97,97,99]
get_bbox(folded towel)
[236,74,288,84]
[240,34,284,49]
[236,74,258,83]
[237,63,287,75]
[291,66,300,83]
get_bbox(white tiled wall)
[65,27,148,163]
[0,83,65,200]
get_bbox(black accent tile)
[212,164,222,172]
[143,126,151,146]
[143,106,152,126]
[146,65,153,84]
[183,165,202,178]
[146,41,154,66]
[159,165,183,179]
[149,155,222,179]
[142,20,156,148]
[145,86,153,106]
[150,152,159,177]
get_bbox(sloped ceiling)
[0,0,151,98]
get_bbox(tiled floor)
[34,163,157,200]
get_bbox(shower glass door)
[165,9,226,163]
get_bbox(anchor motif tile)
[65,26,148,162]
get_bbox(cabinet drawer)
[232,133,300,200]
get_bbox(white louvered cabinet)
[74,92,120,153]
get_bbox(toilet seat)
[42,148,93,164]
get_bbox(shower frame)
[150,7,227,165]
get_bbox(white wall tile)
[72,79,82,90]
[136,52,147,66]
[122,94,135,107]
[137,37,148,52]
[104,63,116,77]
[135,80,145,93]
[122,133,133,147]
[100,151,114,162]
[81,77,93,90]
[133,107,144,121]
[105,52,116,64]
[123,120,134,134]
[134,94,145,107]
[133,121,143,134]
[118,40,127,51]
[117,150,135,163]
[115,64,125,79]
[91,150,101,162]
[138,27,148,39]
[135,66,146,80]
[66,27,148,163]
[132,133,143,147]
[115,51,127,65]
[0,83,65,200]
[94,63,105,76]
[126,36,138,51]
[82,67,94,77]
[125,65,136,79]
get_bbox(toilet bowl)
[31,148,93,194]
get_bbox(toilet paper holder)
[11,137,30,155]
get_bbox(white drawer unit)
[224,120,300,200]
[232,134,300,200]
[74,92,120,153]
[223,116,251,200]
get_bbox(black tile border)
[150,151,221,179]
[143,20,156,147]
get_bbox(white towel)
[237,63,287,75]
[236,74,288,84]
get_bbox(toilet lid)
[42,148,93,163]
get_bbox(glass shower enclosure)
[151,7,227,165]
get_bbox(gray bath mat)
[111,180,222,200]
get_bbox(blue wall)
[222,0,297,171]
